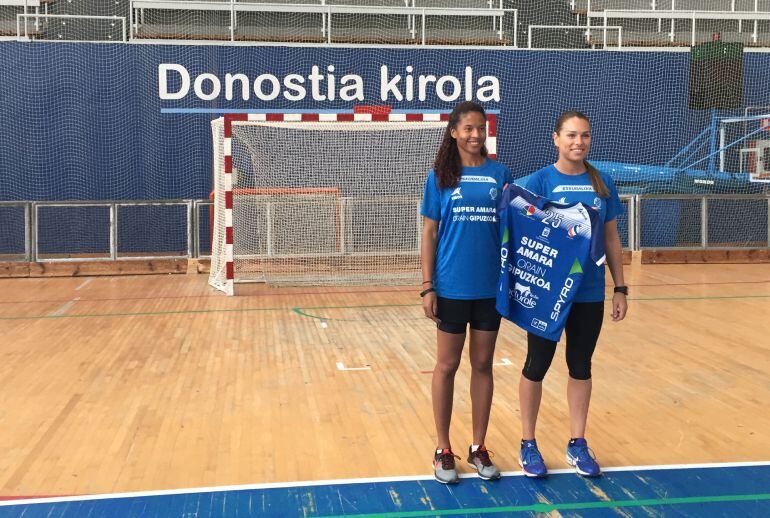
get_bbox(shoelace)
[437,451,460,470]
[472,448,495,467]
[572,444,597,464]
[522,444,544,465]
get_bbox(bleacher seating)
[128,0,517,45]
[1,0,129,41]
[0,0,50,37]
[572,0,770,48]
[0,0,768,48]
[587,9,770,47]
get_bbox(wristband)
[420,287,436,297]
[613,286,629,295]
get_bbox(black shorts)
[436,297,501,334]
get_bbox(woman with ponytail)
[420,101,511,484]
[515,110,628,479]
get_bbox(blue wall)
[2,43,769,202]
[1,44,769,252]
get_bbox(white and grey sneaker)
[433,448,460,484]
[467,445,502,481]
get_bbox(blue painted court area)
[1,463,768,517]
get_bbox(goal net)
[210,114,462,294]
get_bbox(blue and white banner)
[1,42,769,201]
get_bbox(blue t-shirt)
[525,164,622,302]
[420,159,511,299]
[496,185,605,341]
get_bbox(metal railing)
[633,193,770,249]
[527,24,623,48]
[1,194,768,264]
[1,200,196,262]
[128,1,517,45]
[573,0,770,13]
[16,14,127,41]
[567,0,770,47]
[620,194,635,249]
[589,9,770,46]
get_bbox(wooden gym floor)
[0,261,769,500]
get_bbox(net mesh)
[527,25,622,49]
[36,205,111,260]
[2,2,770,274]
[0,204,26,261]
[3,1,770,46]
[16,15,126,41]
[209,119,445,290]
[129,2,517,45]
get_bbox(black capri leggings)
[522,301,604,382]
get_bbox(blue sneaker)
[519,439,548,478]
[566,438,601,477]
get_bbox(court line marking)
[2,294,770,321]
[1,461,768,507]
[290,295,770,322]
[0,279,768,305]
[336,361,372,371]
[318,493,770,517]
[293,294,770,313]
[293,305,424,322]
[0,286,416,305]
[74,278,93,291]
[0,495,69,502]
[632,279,770,288]
[632,294,770,301]
[292,307,360,322]
[0,306,288,321]
[46,297,80,317]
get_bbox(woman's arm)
[420,217,439,323]
[604,219,628,322]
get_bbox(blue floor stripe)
[1,465,769,517]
